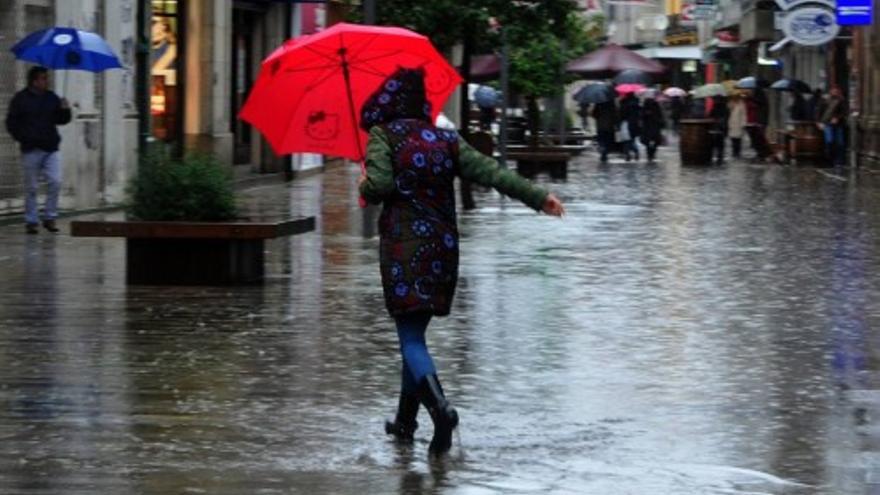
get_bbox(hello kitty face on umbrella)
[305,111,339,141]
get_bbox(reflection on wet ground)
[1,146,879,494]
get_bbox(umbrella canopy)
[663,87,687,97]
[770,78,811,93]
[613,69,652,85]
[566,44,665,79]
[692,83,727,99]
[616,83,646,95]
[467,54,500,83]
[735,76,769,90]
[239,23,462,162]
[473,85,501,108]
[11,27,122,71]
[573,83,614,105]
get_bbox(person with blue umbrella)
[5,66,71,234]
[5,27,122,234]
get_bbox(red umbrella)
[566,44,665,79]
[240,23,462,162]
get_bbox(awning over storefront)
[635,45,703,60]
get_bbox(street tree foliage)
[351,0,594,143]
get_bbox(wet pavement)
[1,143,879,494]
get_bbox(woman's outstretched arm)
[458,137,564,216]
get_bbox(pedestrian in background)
[708,94,729,165]
[789,92,809,122]
[619,92,641,161]
[817,85,848,167]
[669,95,684,132]
[358,68,565,455]
[744,89,775,163]
[592,100,618,163]
[5,66,72,234]
[807,88,824,123]
[727,93,747,159]
[640,95,664,163]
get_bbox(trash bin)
[788,120,824,166]
[679,119,714,166]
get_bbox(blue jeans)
[22,150,61,224]
[824,124,846,166]
[395,312,436,394]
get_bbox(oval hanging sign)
[781,7,839,46]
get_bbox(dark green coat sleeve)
[359,126,395,204]
[457,136,548,211]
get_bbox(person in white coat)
[727,94,747,160]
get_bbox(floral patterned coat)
[360,122,548,317]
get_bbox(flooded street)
[1,147,878,494]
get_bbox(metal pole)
[136,0,151,161]
[499,26,509,168]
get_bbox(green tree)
[350,0,595,145]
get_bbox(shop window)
[151,0,180,142]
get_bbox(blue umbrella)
[473,85,501,108]
[11,27,122,72]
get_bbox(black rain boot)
[418,374,459,454]
[385,391,419,442]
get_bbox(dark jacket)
[789,94,809,121]
[640,99,665,142]
[359,69,547,317]
[618,95,641,138]
[709,96,729,134]
[5,88,71,152]
[819,96,848,126]
[591,101,618,133]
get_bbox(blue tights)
[395,312,436,394]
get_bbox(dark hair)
[27,66,48,85]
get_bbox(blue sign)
[836,0,872,25]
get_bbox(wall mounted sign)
[836,0,872,26]
[771,6,839,50]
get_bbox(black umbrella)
[735,76,770,89]
[770,78,811,93]
[612,69,652,85]
[573,83,614,105]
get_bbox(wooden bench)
[506,150,571,179]
[71,217,316,285]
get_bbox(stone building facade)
[0,0,353,218]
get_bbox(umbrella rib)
[348,62,390,79]
[284,62,344,74]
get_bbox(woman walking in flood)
[358,68,565,454]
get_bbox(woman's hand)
[542,194,565,217]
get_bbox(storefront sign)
[774,6,840,49]
[836,0,872,26]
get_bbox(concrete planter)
[70,218,316,285]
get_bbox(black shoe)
[25,223,38,235]
[385,391,419,443]
[42,220,59,233]
[417,374,459,454]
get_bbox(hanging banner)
[836,0,872,26]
